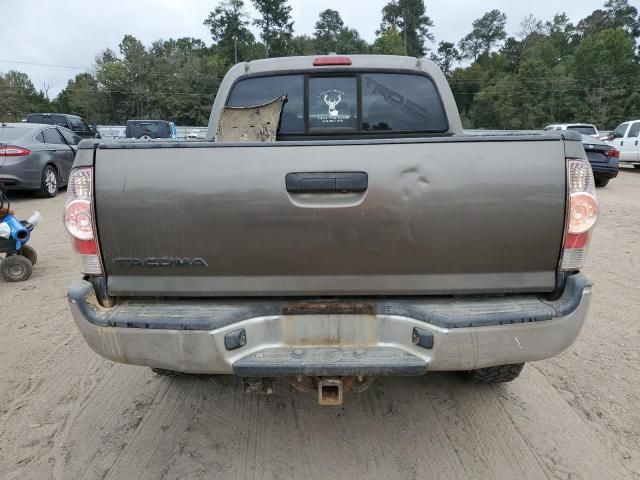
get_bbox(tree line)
[1,0,639,129]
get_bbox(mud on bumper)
[68,275,592,376]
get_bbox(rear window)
[70,117,87,130]
[27,114,44,123]
[362,74,446,132]
[27,114,68,126]
[226,72,448,137]
[567,125,597,135]
[127,122,168,139]
[52,115,68,127]
[227,75,304,133]
[309,77,358,132]
[0,127,30,141]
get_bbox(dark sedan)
[0,123,80,198]
[582,134,619,188]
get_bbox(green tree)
[313,9,369,54]
[57,73,104,123]
[95,48,118,67]
[76,34,227,125]
[459,9,507,60]
[578,0,640,38]
[500,37,523,72]
[13,1,640,131]
[469,77,517,129]
[545,13,578,61]
[95,60,132,123]
[118,35,151,119]
[510,58,554,128]
[314,9,344,54]
[471,58,553,130]
[146,37,223,125]
[430,41,461,76]
[373,26,406,55]
[0,71,49,122]
[204,0,256,63]
[290,35,317,55]
[120,35,147,64]
[379,0,434,57]
[336,28,369,54]
[458,34,484,62]
[251,0,294,57]
[573,28,637,126]
[449,62,490,124]
[546,64,581,122]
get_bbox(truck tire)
[466,363,524,384]
[1,255,33,282]
[595,178,609,188]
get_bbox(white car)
[606,120,640,167]
[543,123,600,138]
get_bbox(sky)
[0,0,607,97]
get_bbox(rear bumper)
[0,174,26,189]
[68,275,592,375]
[0,157,42,190]
[590,164,619,179]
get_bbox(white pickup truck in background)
[607,119,640,167]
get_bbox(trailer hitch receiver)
[318,378,343,406]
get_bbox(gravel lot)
[1,168,639,480]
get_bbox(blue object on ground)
[1,213,31,250]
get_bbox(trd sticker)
[364,77,433,122]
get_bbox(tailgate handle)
[286,172,368,193]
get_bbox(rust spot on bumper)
[281,300,377,316]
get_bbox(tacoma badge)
[113,258,209,268]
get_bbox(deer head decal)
[323,90,343,117]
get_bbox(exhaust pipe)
[318,378,343,406]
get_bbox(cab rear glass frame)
[225,69,450,139]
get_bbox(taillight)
[605,149,620,158]
[561,159,598,271]
[64,167,103,274]
[313,56,352,66]
[0,145,30,156]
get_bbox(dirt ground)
[0,168,639,480]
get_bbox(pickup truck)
[66,55,596,405]
[607,119,640,167]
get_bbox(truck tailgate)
[94,138,567,297]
